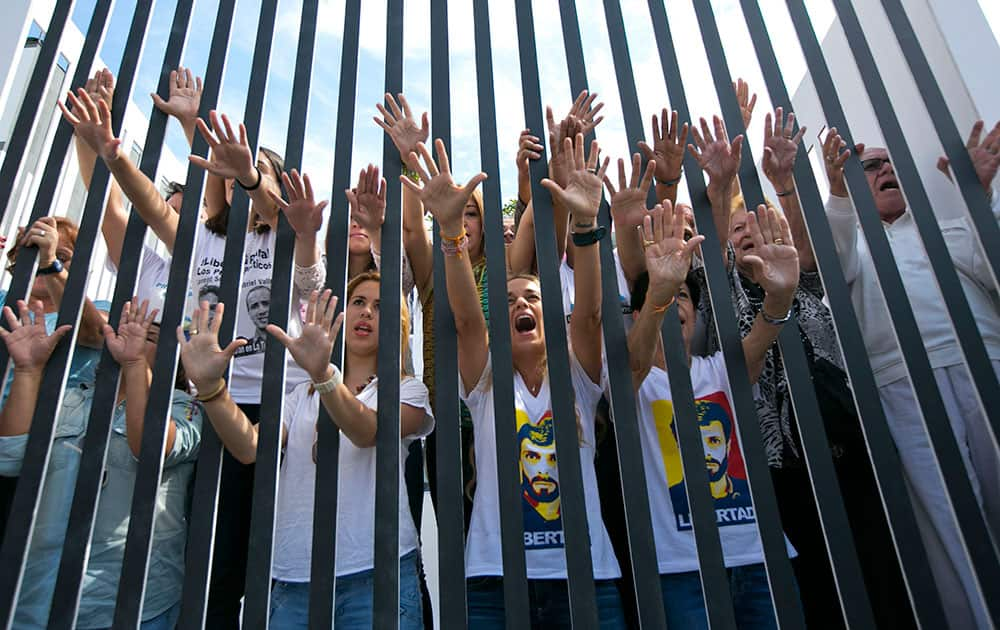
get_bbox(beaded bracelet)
[401,165,421,183]
[440,228,469,257]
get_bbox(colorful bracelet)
[652,296,676,314]
[440,228,469,257]
[401,165,421,183]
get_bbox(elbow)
[234,449,257,465]
[346,429,377,449]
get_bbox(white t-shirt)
[271,376,434,581]
[636,353,794,573]
[104,245,170,316]
[190,223,318,403]
[460,348,621,580]
[560,249,632,332]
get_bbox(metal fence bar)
[736,1,949,625]
[877,0,1000,288]
[307,0,362,625]
[674,2,808,626]
[0,2,152,626]
[0,0,113,411]
[0,0,76,224]
[467,2,531,628]
[595,1,738,626]
[242,0,319,626]
[177,0,277,626]
[428,0,468,626]
[511,0,601,627]
[48,1,195,626]
[785,0,1000,624]
[372,0,405,626]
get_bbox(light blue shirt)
[0,385,202,629]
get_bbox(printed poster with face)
[517,409,565,550]
[652,391,755,531]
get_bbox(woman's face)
[348,220,371,256]
[225,152,283,220]
[345,280,380,354]
[507,276,545,355]
[464,201,484,259]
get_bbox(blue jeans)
[269,550,423,629]
[660,563,779,629]
[466,576,626,628]
[92,602,179,630]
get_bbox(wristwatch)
[37,259,64,275]
[571,225,607,247]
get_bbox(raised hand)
[345,165,386,234]
[400,139,487,235]
[689,116,743,195]
[268,170,327,236]
[547,113,583,189]
[20,216,60,267]
[151,67,203,126]
[375,93,429,168]
[741,206,799,303]
[103,299,157,367]
[734,78,757,130]
[762,107,806,191]
[822,128,862,198]
[642,202,706,305]
[935,120,1000,192]
[604,153,655,228]
[176,302,246,391]
[0,300,71,372]
[58,88,123,162]
[540,133,609,224]
[637,109,688,184]
[266,289,344,382]
[188,111,257,186]
[517,129,543,175]
[84,68,114,109]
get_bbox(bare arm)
[637,109,688,208]
[606,154,656,288]
[762,108,814,271]
[689,116,742,261]
[507,200,536,275]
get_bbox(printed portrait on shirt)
[235,280,271,357]
[652,391,755,531]
[517,409,565,550]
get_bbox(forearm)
[655,181,679,206]
[742,295,792,383]
[0,370,43,436]
[204,174,227,220]
[106,153,178,250]
[616,220,646,288]
[443,236,487,336]
[508,201,536,275]
[708,183,734,259]
[122,361,151,457]
[201,387,259,464]
[318,384,378,448]
[777,190,815,271]
[101,181,128,267]
[627,303,666,384]
[75,135,99,188]
[518,170,532,205]
[402,186,432,293]
[293,230,320,268]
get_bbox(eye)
[352,297,365,306]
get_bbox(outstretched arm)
[762,107,813,271]
[638,109,688,206]
[401,140,489,393]
[689,116,742,260]
[605,154,656,287]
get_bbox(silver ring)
[36,229,45,236]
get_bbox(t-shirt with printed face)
[189,223,313,404]
[636,353,795,573]
[461,347,621,580]
[271,377,435,581]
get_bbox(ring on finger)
[190,328,199,336]
[774,238,785,245]
[643,239,656,248]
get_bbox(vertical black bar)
[176,1,278,626]
[878,0,1000,287]
[373,0,404,627]
[0,2,151,627]
[428,0,468,626]
[785,1,1000,624]
[0,0,113,411]
[831,0,1000,462]
[47,1,196,627]
[0,0,76,223]
[242,0,318,627]
[737,1,949,625]
[591,1,737,626]
[307,0,361,626]
[111,0,241,626]
[468,3,532,629]
[677,2,810,626]
[511,0,600,627]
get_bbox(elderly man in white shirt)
[822,121,1000,630]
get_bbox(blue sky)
[70,0,999,207]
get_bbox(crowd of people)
[0,63,996,629]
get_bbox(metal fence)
[0,0,997,628]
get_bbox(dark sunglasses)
[861,157,891,172]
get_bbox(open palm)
[190,111,254,181]
[541,134,608,223]
[267,290,343,381]
[104,300,157,366]
[690,116,742,188]
[59,89,122,162]
[270,170,327,236]
[762,108,805,187]
[152,67,202,122]
[638,109,688,182]
[376,93,429,166]
[402,140,487,233]
[742,207,799,296]
[176,302,246,390]
[605,154,655,228]
[0,301,70,371]
[643,203,705,301]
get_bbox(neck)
[880,208,906,224]
[345,349,378,387]
[514,350,545,393]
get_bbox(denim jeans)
[659,563,779,629]
[269,550,423,629]
[466,576,626,628]
[91,601,179,630]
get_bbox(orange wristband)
[652,296,676,314]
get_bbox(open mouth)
[353,321,373,337]
[514,313,537,333]
[878,180,900,192]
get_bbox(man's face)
[860,148,906,222]
[246,288,270,330]
[520,438,559,503]
[701,420,729,482]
